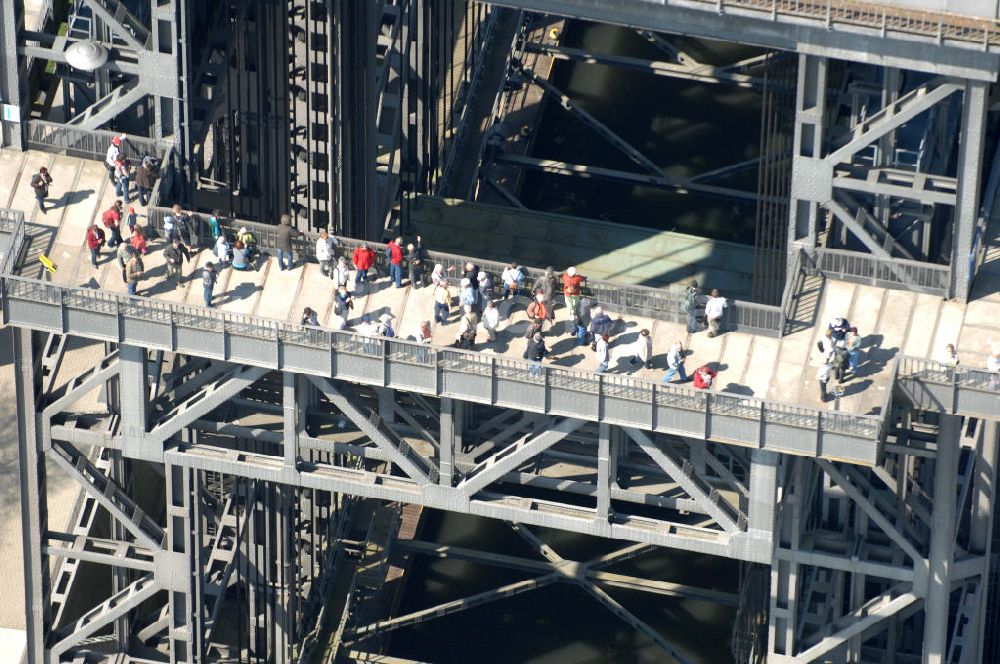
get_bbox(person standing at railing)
[406,236,427,288]
[208,209,222,240]
[352,242,376,288]
[988,351,1000,391]
[202,262,217,308]
[704,289,728,338]
[682,281,702,333]
[104,133,127,185]
[276,214,301,271]
[561,267,586,323]
[316,229,335,277]
[165,204,195,253]
[113,157,131,202]
[387,236,405,288]
[524,332,549,376]
[430,263,447,288]
[102,200,124,248]
[85,224,105,269]
[134,157,157,207]
[163,238,190,285]
[501,263,523,299]
[30,166,53,215]
[539,267,558,323]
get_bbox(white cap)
[461,278,471,287]
[379,313,392,323]
[239,227,246,233]
[567,267,576,276]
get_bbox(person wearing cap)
[376,312,396,338]
[693,364,717,390]
[829,315,851,342]
[352,241,376,287]
[459,277,477,309]
[523,331,549,376]
[561,266,586,321]
[355,313,380,354]
[105,133,127,184]
[30,166,53,215]
[135,157,157,206]
[202,262,217,308]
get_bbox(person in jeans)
[501,263,523,299]
[387,236,405,288]
[433,279,452,326]
[134,157,157,206]
[114,157,131,201]
[202,262,217,308]
[125,253,143,296]
[352,241,376,287]
[316,229,335,277]
[524,332,548,376]
[595,333,609,374]
[30,166,53,215]
[662,341,687,383]
[104,133,127,184]
[276,213,300,270]
[85,224,105,268]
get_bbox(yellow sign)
[39,254,57,274]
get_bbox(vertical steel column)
[283,372,302,469]
[0,0,25,149]
[950,80,988,302]
[967,421,998,663]
[119,345,150,458]
[769,457,805,658]
[439,397,461,487]
[597,423,612,524]
[13,328,49,663]
[747,450,778,540]
[923,414,962,664]
[788,54,827,257]
[166,463,198,663]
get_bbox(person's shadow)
[50,189,95,211]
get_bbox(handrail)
[807,247,950,296]
[897,355,1000,392]
[145,205,784,337]
[679,0,1000,50]
[24,119,174,163]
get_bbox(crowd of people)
[55,134,1000,399]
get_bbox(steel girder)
[766,416,999,663]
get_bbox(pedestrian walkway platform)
[2,149,999,466]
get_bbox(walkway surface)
[4,149,1000,422]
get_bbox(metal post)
[13,327,49,663]
[119,344,149,458]
[967,421,998,663]
[747,450,778,538]
[439,397,459,487]
[950,80,988,302]
[788,54,827,257]
[283,372,301,468]
[923,414,961,663]
[0,0,25,149]
[597,423,612,523]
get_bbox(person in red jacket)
[129,225,148,254]
[387,236,404,288]
[692,364,717,390]
[561,266,586,321]
[102,200,124,248]
[352,242,376,287]
[85,224,105,268]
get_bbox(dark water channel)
[520,22,765,245]
[388,511,739,663]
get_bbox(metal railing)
[895,355,1000,419]
[807,247,950,296]
[24,119,173,163]
[681,0,1000,50]
[144,206,785,336]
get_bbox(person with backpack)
[377,313,396,338]
[335,284,354,312]
[352,241,376,287]
[501,263,523,299]
[626,328,654,370]
[276,213,300,270]
[104,133,127,184]
[116,243,136,284]
[202,262,217,308]
[386,237,405,288]
[575,297,593,345]
[163,238,190,285]
[113,157,131,201]
[165,204,195,251]
[102,201,124,248]
[526,292,549,332]
[332,257,351,291]
[682,281,702,333]
[135,157,157,206]
[30,166,53,215]
[539,267,558,322]
[589,306,613,344]
[455,306,478,349]
[85,224,105,268]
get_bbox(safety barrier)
[807,247,951,296]
[896,356,1000,419]
[683,0,1000,50]
[144,206,785,337]
[24,120,172,163]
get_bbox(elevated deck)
[2,150,999,466]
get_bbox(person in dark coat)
[276,213,300,270]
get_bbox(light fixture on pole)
[64,41,109,71]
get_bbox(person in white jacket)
[332,256,350,291]
[104,133,127,184]
[214,234,231,264]
[316,229,335,276]
[482,300,500,342]
[595,333,609,373]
